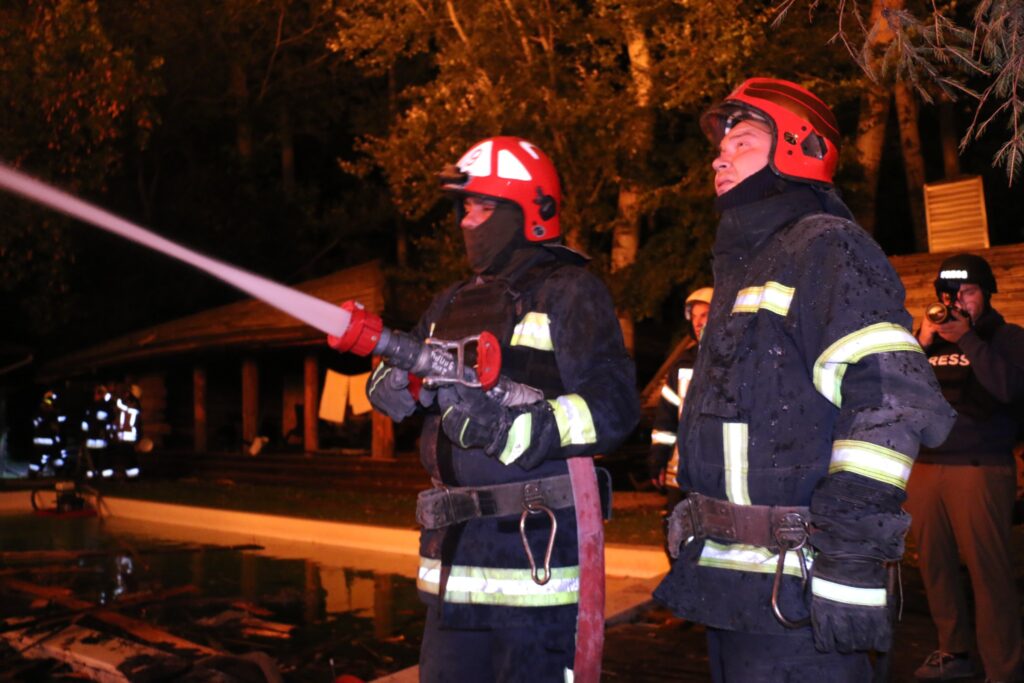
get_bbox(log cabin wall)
[36,262,389,457]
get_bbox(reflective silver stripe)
[830,439,913,489]
[811,576,887,607]
[732,281,795,316]
[723,422,750,505]
[651,429,676,446]
[676,368,694,400]
[510,312,554,351]
[33,437,54,445]
[698,540,813,578]
[660,384,681,407]
[548,394,597,446]
[417,557,579,607]
[86,438,108,449]
[497,411,533,465]
[813,322,922,407]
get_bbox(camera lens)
[925,302,950,324]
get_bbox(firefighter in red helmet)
[365,136,638,682]
[653,78,955,681]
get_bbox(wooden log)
[242,357,259,446]
[1,579,220,656]
[1,624,189,683]
[304,352,319,453]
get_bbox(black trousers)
[418,605,576,682]
[706,626,873,682]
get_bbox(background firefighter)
[110,383,143,479]
[81,383,114,479]
[653,78,955,681]
[363,136,638,682]
[648,286,712,513]
[907,254,1024,683]
[29,389,71,477]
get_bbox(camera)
[925,302,959,324]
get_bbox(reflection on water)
[0,512,424,681]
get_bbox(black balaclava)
[714,164,852,220]
[714,165,793,212]
[460,200,526,274]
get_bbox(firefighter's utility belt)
[667,492,813,628]
[667,492,810,556]
[416,475,575,530]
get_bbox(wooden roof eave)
[38,261,386,380]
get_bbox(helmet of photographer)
[701,78,840,186]
[933,253,997,299]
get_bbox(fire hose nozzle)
[327,300,383,356]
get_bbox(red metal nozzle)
[475,331,501,391]
[327,301,383,356]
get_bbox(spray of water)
[0,163,351,337]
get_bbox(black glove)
[810,554,893,653]
[367,363,417,422]
[437,384,512,455]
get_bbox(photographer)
[908,253,1024,682]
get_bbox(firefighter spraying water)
[0,147,637,681]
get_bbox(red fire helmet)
[701,78,841,185]
[440,136,561,242]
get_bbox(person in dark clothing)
[907,253,1024,683]
[363,136,639,682]
[82,384,114,479]
[653,78,956,682]
[649,286,713,512]
[30,389,71,476]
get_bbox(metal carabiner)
[770,512,811,629]
[520,501,557,586]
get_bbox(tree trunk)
[854,85,890,235]
[853,0,897,235]
[613,186,640,353]
[611,8,654,355]
[894,80,928,250]
[938,98,961,179]
[280,105,295,198]
[230,61,252,161]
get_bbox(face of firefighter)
[941,283,986,323]
[712,120,773,196]
[458,196,524,274]
[461,196,498,230]
[689,301,710,340]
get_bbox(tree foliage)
[774,0,1024,183]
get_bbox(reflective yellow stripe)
[660,384,681,407]
[732,281,795,316]
[830,439,914,489]
[698,540,813,578]
[497,411,533,465]
[417,557,579,607]
[813,322,922,407]
[548,394,597,446]
[811,576,887,607]
[511,312,554,351]
[723,422,750,505]
[651,429,676,446]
